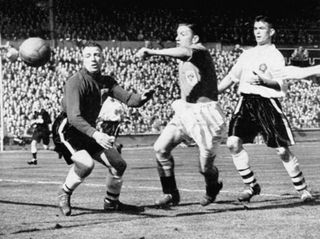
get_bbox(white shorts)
[169,99,227,153]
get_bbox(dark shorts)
[32,127,50,145]
[100,121,120,136]
[52,112,104,165]
[228,94,295,148]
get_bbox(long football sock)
[282,156,307,191]
[160,176,178,194]
[105,174,123,201]
[32,153,37,160]
[232,149,257,187]
[63,165,84,193]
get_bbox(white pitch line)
[0,178,294,198]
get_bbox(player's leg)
[261,98,313,202]
[95,148,143,212]
[53,114,95,216]
[187,101,226,206]
[28,131,39,165]
[227,136,261,202]
[227,97,261,202]
[95,148,126,206]
[153,123,183,207]
[277,147,313,202]
[42,130,50,150]
[58,150,95,216]
[198,142,223,206]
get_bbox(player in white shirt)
[219,15,313,203]
[97,97,124,153]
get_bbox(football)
[19,37,51,67]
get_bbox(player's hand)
[140,88,155,104]
[249,71,264,85]
[92,131,115,149]
[135,47,151,59]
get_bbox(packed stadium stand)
[0,0,319,141]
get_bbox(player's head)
[82,41,103,73]
[176,21,204,47]
[253,15,275,46]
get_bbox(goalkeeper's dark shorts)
[228,94,295,148]
[52,112,104,165]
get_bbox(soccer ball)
[19,37,51,67]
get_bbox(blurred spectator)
[1,44,319,139]
[0,0,320,45]
[232,44,244,54]
[290,46,310,67]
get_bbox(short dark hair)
[83,41,102,51]
[254,15,274,28]
[178,21,205,42]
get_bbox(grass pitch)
[0,142,320,239]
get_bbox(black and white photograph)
[0,0,319,238]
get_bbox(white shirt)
[229,44,286,98]
[98,98,124,122]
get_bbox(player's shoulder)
[272,45,284,56]
[100,74,118,87]
[67,70,81,83]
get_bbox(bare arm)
[218,74,236,93]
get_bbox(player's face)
[83,46,103,73]
[254,21,274,46]
[175,25,194,47]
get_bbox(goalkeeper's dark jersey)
[62,68,144,138]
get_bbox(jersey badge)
[185,70,198,86]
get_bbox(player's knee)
[276,147,290,162]
[226,136,242,153]
[74,161,94,178]
[72,150,95,172]
[31,140,37,147]
[113,158,127,176]
[154,143,170,159]
[198,154,215,174]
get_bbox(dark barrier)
[2,129,320,150]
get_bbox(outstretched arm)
[136,47,192,60]
[249,65,320,90]
[111,84,155,107]
[273,65,320,80]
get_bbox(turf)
[0,142,319,239]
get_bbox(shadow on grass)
[1,191,320,218]
[2,194,320,236]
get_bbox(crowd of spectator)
[2,45,320,139]
[1,0,319,138]
[0,0,320,45]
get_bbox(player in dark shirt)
[52,41,154,216]
[136,21,226,207]
[28,102,52,165]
